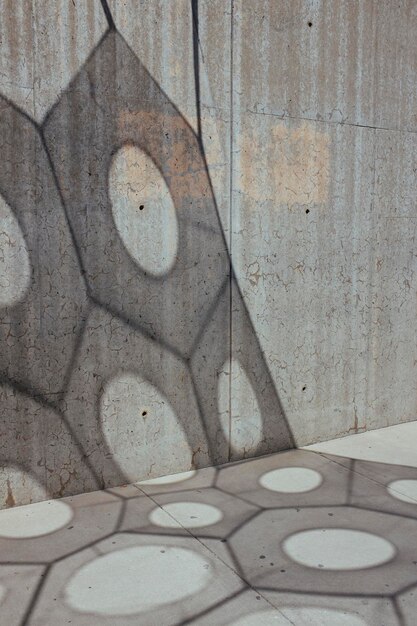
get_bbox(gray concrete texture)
[3,422,417,625]
[0,0,416,507]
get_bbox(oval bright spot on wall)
[100,371,191,482]
[218,358,263,460]
[109,144,179,277]
[0,194,30,307]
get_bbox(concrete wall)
[0,0,416,507]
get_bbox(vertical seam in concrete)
[362,3,379,432]
[365,127,378,427]
[228,0,234,462]
[30,0,36,121]
[358,9,378,434]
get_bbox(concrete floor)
[2,424,417,625]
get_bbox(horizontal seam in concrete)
[245,108,417,135]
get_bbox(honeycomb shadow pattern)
[0,0,293,505]
[0,449,416,625]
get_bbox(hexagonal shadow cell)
[107,0,233,232]
[229,505,417,596]
[28,532,245,626]
[192,588,287,626]
[0,383,99,508]
[215,449,351,508]
[190,281,231,465]
[349,458,417,519]
[0,486,122,564]
[397,583,417,626]
[191,279,293,467]
[123,485,259,541]
[118,492,188,538]
[239,591,399,626]
[43,29,229,358]
[62,306,212,490]
[228,280,293,459]
[193,588,399,626]
[107,0,199,133]
[0,564,45,626]
[0,96,89,400]
[319,450,417,481]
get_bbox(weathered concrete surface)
[0,1,416,507]
[0,424,417,624]
[234,0,417,131]
[232,0,417,445]
[0,0,107,122]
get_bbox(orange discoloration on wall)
[240,120,330,207]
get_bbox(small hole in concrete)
[308,21,313,27]
[139,205,144,210]
[305,208,310,214]
[142,410,147,417]
[302,385,307,391]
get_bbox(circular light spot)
[283,608,367,626]
[65,545,212,615]
[109,144,179,277]
[259,467,322,493]
[138,470,197,486]
[387,480,417,504]
[0,194,30,307]
[229,611,292,625]
[150,502,223,528]
[283,528,395,570]
[230,608,367,626]
[0,499,73,538]
[0,467,48,508]
[100,372,191,483]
